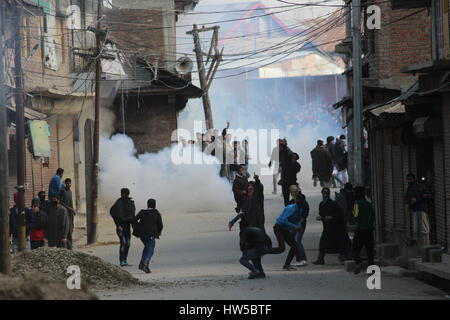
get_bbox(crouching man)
[132,199,163,274]
[239,226,272,279]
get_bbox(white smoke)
[98,134,235,213]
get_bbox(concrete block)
[414,261,450,281]
[408,258,420,270]
[382,266,404,277]
[377,243,400,259]
[430,249,443,263]
[421,245,441,262]
[345,260,356,272]
[382,266,418,278]
[394,255,409,268]
[399,269,419,277]
[442,254,450,264]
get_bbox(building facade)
[335,0,450,263]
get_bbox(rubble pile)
[0,274,98,300]
[11,247,140,289]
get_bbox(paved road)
[79,182,446,300]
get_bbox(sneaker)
[255,272,266,279]
[120,261,127,267]
[121,262,132,267]
[142,264,151,274]
[138,262,144,271]
[248,271,260,279]
[292,260,308,267]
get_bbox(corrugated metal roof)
[365,82,418,116]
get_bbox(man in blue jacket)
[48,168,64,199]
[270,196,307,270]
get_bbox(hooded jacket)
[110,197,136,227]
[133,208,163,238]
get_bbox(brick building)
[335,0,450,265]
[5,0,97,212]
[4,0,201,238]
[103,0,203,154]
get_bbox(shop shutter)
[392,144,406,230]
[442,104,450,250]
[407,144,417,237]
[383,129,395,231]
[370,129,385,235]
[433,138,447,247]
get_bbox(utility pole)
[0,1,11,274]
[13,2,26,251]
[352,0,364,186]
[89,0,103,244]
[345,0,354,183]
[187,25,222,130]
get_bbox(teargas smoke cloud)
[98,134,235,213]
[177,0,346,189]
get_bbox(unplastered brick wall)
[104,8,166,66]
[22,15,74,93]
[370,0,432,79]
[122,96,177,154]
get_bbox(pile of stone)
[11,247,140,290]
[0,274,98,300]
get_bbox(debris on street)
[11,247,140,290]
[0,274,98,300]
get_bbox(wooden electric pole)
[89,0,103,244]
[13,2,27,251]
[187,25,222,130]
[0,1,11,274]
[352,0,364,186]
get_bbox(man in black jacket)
[310,140,333,188]
[280,153,301,206]
[232,166,249,213]
[110,188,136,267]
[239,227,272,279]
[133,199,163,274]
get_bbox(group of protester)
[228,138,375,279]
[179,121,251,182]
[9,168,76,252]
[310,135,348,189]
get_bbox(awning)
[6,105,47,120]
[333,96,351,109]
[29,120,51,158]
[364,81,418,116]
